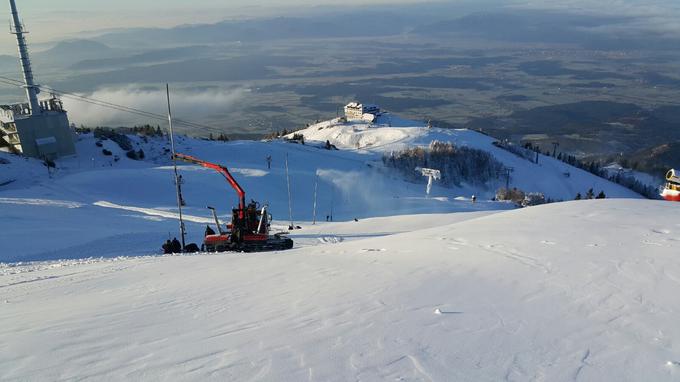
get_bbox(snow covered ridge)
[2,199,680,380]
[0,115,644,262]
[292,114,643,201]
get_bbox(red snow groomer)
[174,153,293,252]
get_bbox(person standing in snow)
[171,237,182,253]
[162,239,172,254]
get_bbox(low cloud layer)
[62,86,247,128]
[510,0,680,37]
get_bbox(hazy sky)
[0,0,678,51]
[0,0,419,50]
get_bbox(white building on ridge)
[344,102,381,122]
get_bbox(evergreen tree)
[575,192,582,200]
[596,191,606,199]
[586,188,594,199]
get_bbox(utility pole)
[285,153,294,230]
[552,141,559,157]
[312,172,318,225]
[167,84,186,251]
[505,167,514,190]
[330,187,334,222]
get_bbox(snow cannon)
[661,169,680,202]
[173,153,293,252]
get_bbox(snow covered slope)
[0,113,676,380]
[0,131,510,262]
[0,114,642,262]
[2,199,679,381]
[296,115,642,201]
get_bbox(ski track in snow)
[94,201,214,224]
[0,197,83,208]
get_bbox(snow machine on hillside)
[174,153,293,252]
[661,169,680,202]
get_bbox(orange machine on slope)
[174,153,293,252]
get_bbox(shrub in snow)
[586,188,595,199]
[521,192,546,207]
[324,140,338,150]
[383,140,505,187]
[496,187,526,204]
[43,158,56,168]
[286,133,305,145]
[94,128,133,151]
[102,149,112,156]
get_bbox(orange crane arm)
[173,153,246,216]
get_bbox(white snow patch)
[0,197,83,208]
[94,201,213,224]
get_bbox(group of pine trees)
[493,141,536,162]
[575,188,606,200]
[82,125,163,137]
[263,129,295,140]
[383,140,505,187]
[519,142,659,199]
[207,133,229,141]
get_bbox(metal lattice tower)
[9,0,40,115]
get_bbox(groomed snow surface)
[3,200,680,381]
[2,117,678,380]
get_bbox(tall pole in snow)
[167,84,186,251]
[504,167,514,190]
[9,0,40,115]
[330,185,334,222]
[312,172,318,225]
[285,153,294,230]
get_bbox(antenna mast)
[9,0,40,115]
[167,84,186,251]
